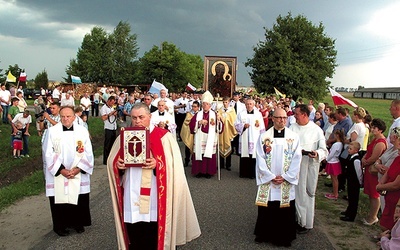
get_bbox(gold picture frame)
[203,56,237,98]
[120,127,150,167]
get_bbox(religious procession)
[2,75,400,249]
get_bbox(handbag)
[368,163,378,175]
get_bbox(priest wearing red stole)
[189,91,224,178]
[107,103,201,250]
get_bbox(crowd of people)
[2,81,400,249]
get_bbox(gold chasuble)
[217,107,237,157]
[180,112,195,152]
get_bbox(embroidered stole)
[255,129,293,208]
[194,110,217,160]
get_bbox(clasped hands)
[271,175,285,185]
[116,157,156,170]
[60,167,80,179]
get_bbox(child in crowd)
[74,106,84,126]
[340,141,362,222]
[12,121,24,159]
[81,113,89,130]
[325,129,345,200]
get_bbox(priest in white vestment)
[254,108,302,247]
[235,98,265,178]
[189,91,224,178]
[290,104,328,233]
[151,100,177,138]
[152,88,175,119]
[42,106,94,236]
[107,103,200,249]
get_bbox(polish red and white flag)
[328,87,358,108]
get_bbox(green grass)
[0,170,44,211]
[0,111,105,212]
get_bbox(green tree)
[109,21,139,84]
[35,69,49,90]
[245,13,337,101]
[137,41,203,91]
[66,22,139,85]
[71,26,111,83]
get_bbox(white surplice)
[43,122,94,198]
[255,127,302,204]
[235,109,265,158]
[290,121,328,229]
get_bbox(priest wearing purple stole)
[189,91,224,178]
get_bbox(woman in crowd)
[314,110,325,129]
[376,127,400,232]
[16,91,27,112]
[375,128,400,212]
[380,197,400,250]
[362,118,387,226]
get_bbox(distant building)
[334,87,357,92]
[353,87,400,100]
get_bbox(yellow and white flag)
[6,71,16,83]
[273,87,286,98]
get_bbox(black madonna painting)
[204,56,237,98]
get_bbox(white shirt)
[52,88,60,100]
[61,95,75,107]
[100,104,117,130]
[80,96,91,111]
[12,113,32,129]
[174,97,190,114]
[0,89,11,106]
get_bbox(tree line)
[1,14,337,101]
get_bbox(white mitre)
[202,90,213,104]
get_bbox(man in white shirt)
[174,91,190,140]
[387,100,400,147]
[52,85,61,101]
[60,91,75,107]
[80,91,91,118]
[0,83,11,124]
[100,96,118,165]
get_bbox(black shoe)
[296,226,310,234]
[195,173,202,178]
[226,167,231,171]
[54,229,70,236]
[340,216,354,222]
[254,237,264,244]
[324,183,333,187]
[342,195,348,200]
[205,174,211,179]
[340,211,347,216]
[74,226,85,233]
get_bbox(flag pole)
[216,93,221,181]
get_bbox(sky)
[1,0,400,89]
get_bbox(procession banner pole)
[216,94,221,181]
